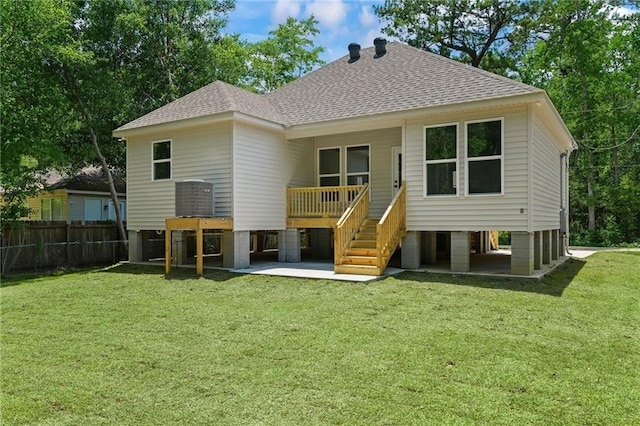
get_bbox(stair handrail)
[334,184,370,265]
[376,182,407,271]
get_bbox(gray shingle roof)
[48,167,126,193]
[115,81,282,131]
[115,42,542,132]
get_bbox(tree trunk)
[587,180,595,232]
[88,129,128,250]
[612,125,619,187]
[580,73,596,232]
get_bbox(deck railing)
[287,185,364,218]
[376,182,406,270]
[334,184,370,265]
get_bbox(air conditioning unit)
[175,180,214,217]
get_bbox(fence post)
[66,223,71,266]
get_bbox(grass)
[1,252,639,425]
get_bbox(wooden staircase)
[335,218,391,276]
[334,182,406,276]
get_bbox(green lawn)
[2,252,639,425]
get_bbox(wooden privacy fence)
[1,221,127,275]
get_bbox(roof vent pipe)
[374,37,387,58]
[348,43,361,63]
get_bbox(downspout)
[560,152,569,255]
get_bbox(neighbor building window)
[466,119,503,195]
[41,197,62,220]
[346,145,370,186]
[318,147,341,187]
[153,140,171,180]
[424,124,458,196]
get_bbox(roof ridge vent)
[348,43,361,63]
[374,37,387,58]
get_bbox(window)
[318,147,340,187]
[85,198,103,220]
[41,198,62,220]
[346,145,370,186]
[466,119,503,195]
[153,140,171,180]
[424,124,458,196]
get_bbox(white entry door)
[392,146,402,196]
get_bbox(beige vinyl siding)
[233,122,311,231]
[314,128,401,218]
[405,105,530,231]
[126,122,233,230]
[287,138,315,188]
[531,111,564,230]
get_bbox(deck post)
[165,229,171,274]
[196,228,203,275]
[278,229,301,263]
[533,231,542,270]
[511,231,534,275]
[551,229,560,260]
[223,230,250,269]
[401,231,421,269]
[450,231,471,272]
[129,230,143,262]
[172,231,187,266]
[542,230,552,265]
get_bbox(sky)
[226,0,388,63]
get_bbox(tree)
[246,16,325,93]
[521,0,640,244]
[2,0,326,248]
[1,0,79,224]
[1,0,237,246]
[374,0,542,74]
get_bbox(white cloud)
[359,4,377,27]
[304,0,349,29]
[611,6,635,17]
[271,0,301,25]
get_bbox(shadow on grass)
[395,257,586,297]
[1,266,107,288]
[99,263,239,282]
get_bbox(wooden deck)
[287,184,407,276]
[286,185,363,228]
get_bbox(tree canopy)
[375,0,640,245]
[1,0,324,231]
[374,0,543,75]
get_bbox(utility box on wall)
[175,180,214,217]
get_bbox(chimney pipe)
[348,43,361,63]
[374,37,387,58]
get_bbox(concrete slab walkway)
[231,262,404,282]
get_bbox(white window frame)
[41,197,62,220]
[464,118,504,197]
[152,139,172,181]
[345,144,371,187]
[423,122,459,198]
[317,146,342,187]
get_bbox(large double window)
[424,124,458,196]
[152,140,171,181]
[318,145,370,187]
[466,119,503,195]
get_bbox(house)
[26,168,127,223]
[113,40,575,276]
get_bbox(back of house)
[114,40,575,276]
